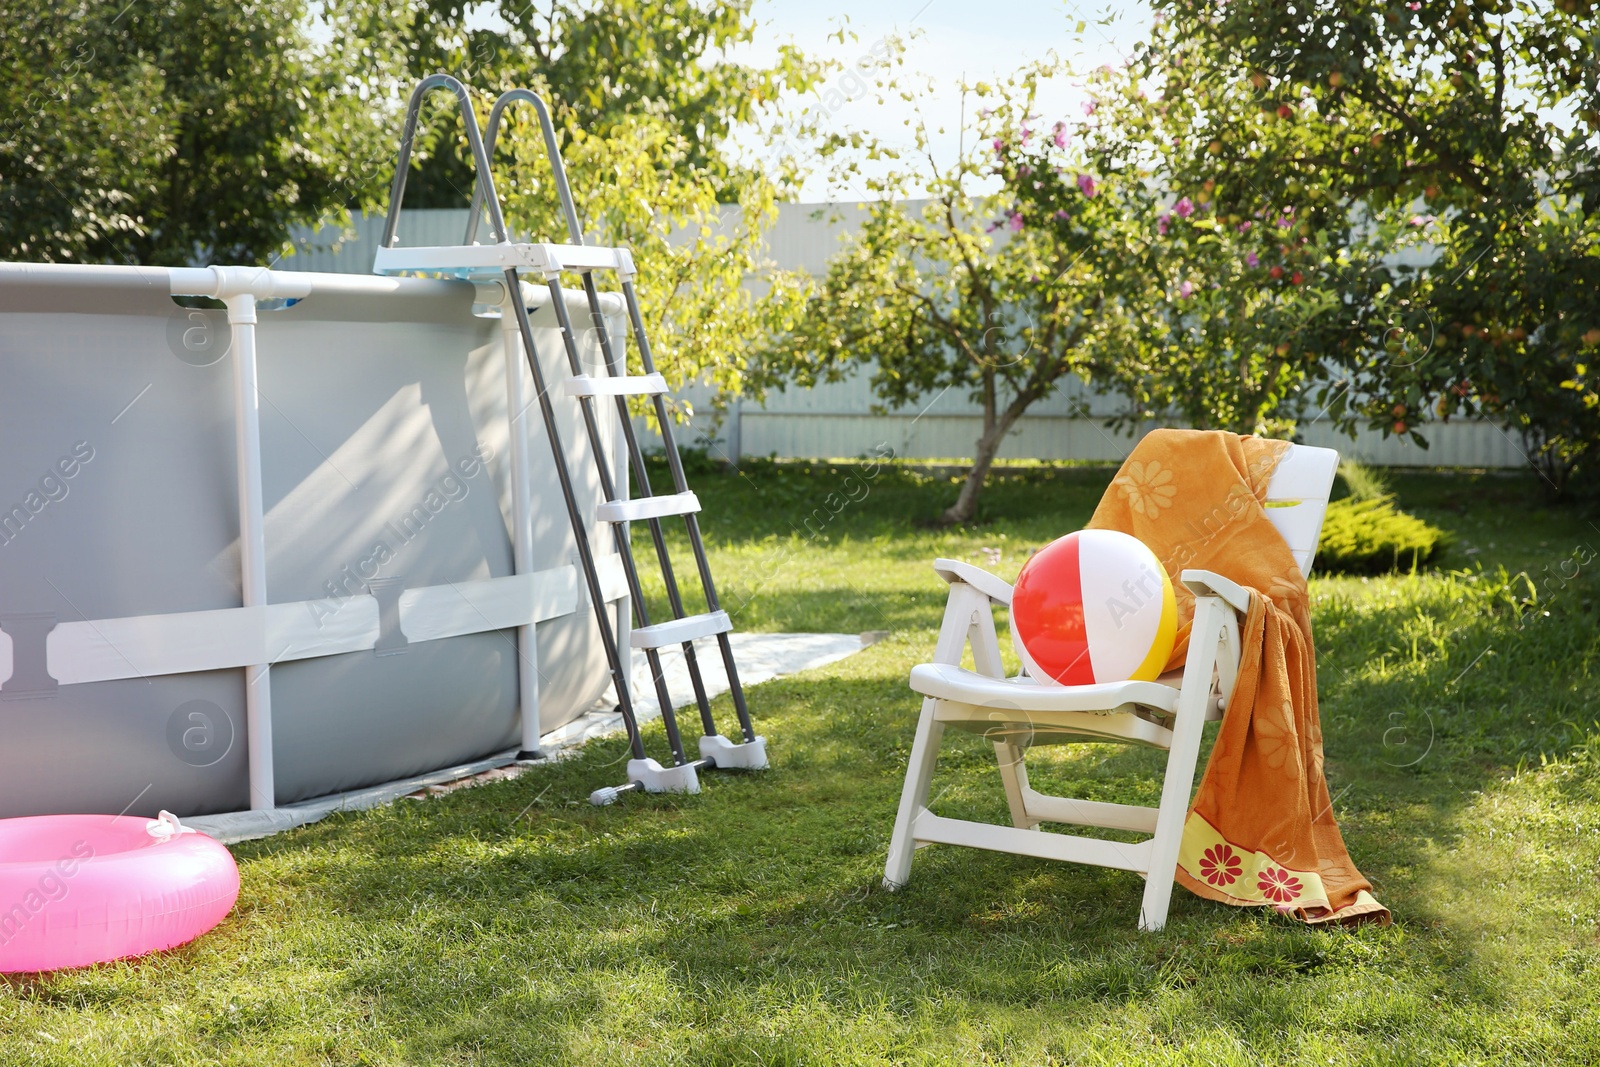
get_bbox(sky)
[734,0,1155,201]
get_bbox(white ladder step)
[372,242,633,279]
[596,492,700,524]
[630,610,731,649]
[563,373,667,397]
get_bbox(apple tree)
[759,66,1172,524]
[1134,0,1600,494]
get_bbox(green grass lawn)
[5,458,1600,1065]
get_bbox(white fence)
[281,206,1529,469]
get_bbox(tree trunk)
[938,421,1011,524]
[941,375,1039,524]
[938,367,1047,524]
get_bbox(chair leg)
[884,697,944,890]
[1138,751,1200,929]
[1138,602,1226,932]
[993,740,1038,830]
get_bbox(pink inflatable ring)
[0,811,239,972]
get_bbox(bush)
[1333,458,1392,505]
[1316,462,1449,574]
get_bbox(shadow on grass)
[208,616,1596,1062]
[146,461,1589,1063]
[10,465,1596,1064]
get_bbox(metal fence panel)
[290,209,1528,469]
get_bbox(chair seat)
[908,663,1180,715]
[909,663,1181,748]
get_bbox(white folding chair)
[884,443,1340,931]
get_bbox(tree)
[356,0,819,207]
[1135,0,1600,494]
[494,108,813,416]
[1,0,820,269]
[760,67,1174,524]
[1007,61,1424,442]
[0,0,392,265]
[764,54,1392,523]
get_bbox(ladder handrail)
[465,89,584,248]
[380,74,508,252]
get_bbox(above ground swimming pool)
[0,263,631,819]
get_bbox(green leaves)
[492,104,811,417]
[0,0,400,265]
[1138,0,1600,494]
[365,0,825,208]
[0,0,824,271]
[758,64,1177,521]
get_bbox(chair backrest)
[1262,444,1340,577]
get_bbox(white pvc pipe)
[501,306,541,757]
[224,291,275,811]
[10,262,627,316]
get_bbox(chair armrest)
[1180,569,1251,615]
[933,558,1013,606]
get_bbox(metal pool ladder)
[372,75,767,804]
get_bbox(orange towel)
[1088,429,1388,925]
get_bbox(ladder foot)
[626,757,702,795]
[699,733,769,771]
[514,749,546,763]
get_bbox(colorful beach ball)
[1011,529,1178,686]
